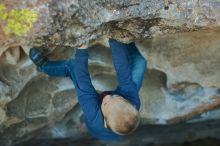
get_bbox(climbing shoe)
[29,48,47,68]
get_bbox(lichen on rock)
[0,3,38,36]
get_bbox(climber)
[29,39,147,140]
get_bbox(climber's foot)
[29,48,47,68]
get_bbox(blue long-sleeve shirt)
[73,41,140,140]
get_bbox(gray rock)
[0,0,220,145]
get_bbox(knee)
[67,59,75,70]
[68,59,75,66]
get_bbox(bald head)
[101,95,140,135]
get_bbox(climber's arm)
[109,39,140,109]
[109,39,134,87]
[74,46,99,121]
[74,46,97,95]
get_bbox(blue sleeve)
[109,39,140,110]
[74,49,99,122]
[109,39,134,87]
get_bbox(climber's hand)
[78,45,88,49]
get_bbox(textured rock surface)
[0,0,220,146]
[0,37,219,145]
[1,0,220,48]
[138,27,220,87]
[15,120,220,146]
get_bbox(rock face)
[1,0,220,48]
[0,0,220,146]
[138,27,220,88]
[15,120,220,146]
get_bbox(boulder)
[0,0,220,145]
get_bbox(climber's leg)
[126,42,147,92]
[40,57,78,87]
[29,48,74,77]
[40,59,74,77]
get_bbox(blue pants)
[41,42,147,92]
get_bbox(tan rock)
[0,46,21,65]
[140,71,220,124]
[138,27,220,88]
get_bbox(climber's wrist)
[78,45,88,49]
